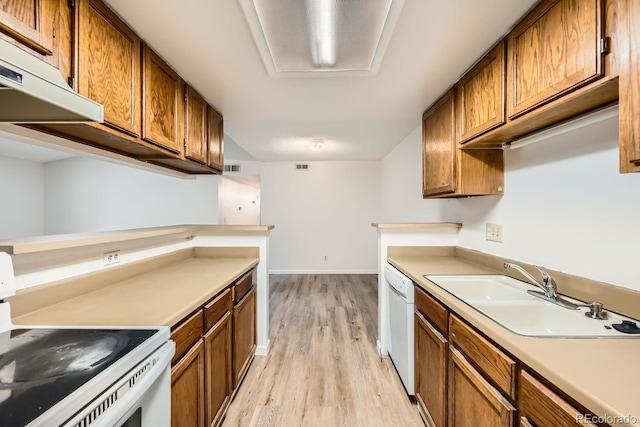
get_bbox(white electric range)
[0,253,175,427]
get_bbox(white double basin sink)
[423,275,640,338]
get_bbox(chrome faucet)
[503,262,578,309]
[503,263,557,298]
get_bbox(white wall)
[379,125,460,222]
[44,157,219,234]
[218,177,261,225]
[456,113,640,291]
[239,161,380,273]
[0,156,44,239]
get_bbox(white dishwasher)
[385,263,414,395]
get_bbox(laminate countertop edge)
[371,222,462,230]
[12,256,259,328]
[0,224,275,255]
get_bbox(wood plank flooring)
[221,274,424,427]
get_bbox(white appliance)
[0,37,103,123]
[0,252,175,427]
[385,262,414,395]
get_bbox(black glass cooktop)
[0,328,157,427]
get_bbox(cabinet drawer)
[519,370,596,427]
[449,315,516,399]
[449,347,516,427]
[171,309,204,365]
[233,269,254,304]
[204,287,232,331]
[415,285,448,335]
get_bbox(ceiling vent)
[239,0,405,78]
[224,164,241,173]
[296,164,309,170]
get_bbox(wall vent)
[296,164,309,170]
[224,164,241,173]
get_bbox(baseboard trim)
[268,269,378,275]
[255,340,271,356]
[377,339,388,356]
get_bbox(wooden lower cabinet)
[233,286,257,388]
[171,339,206,427]
[415,311,448,427]
[448,347,516,427]
[204,311,233,427]
[519,370,596,427]
[170,269,257,427]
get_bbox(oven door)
[63,341,174,427]
[116,363,171,427]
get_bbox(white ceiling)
[105,0,538,162]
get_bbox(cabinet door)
[233,286,256,389]
[423,90,456,197]
[204,311,232,427]
[185,86,207,164]
[0,0,55,55]
[507,0,603,119]
[171,339,205,427]
[620,0,640,171]
[78,0,140,137]
[142,44,184,154]
[207,106,224,171]
[448,347,516,427]
[519,370,596,427]
[457,42,506,144]
[415,311,448,427]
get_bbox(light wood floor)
[221,274,424,427]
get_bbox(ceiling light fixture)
[240,0,405,77]
[308,0,337,67]
[309,138,325,151]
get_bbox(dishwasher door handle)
[388,283,408,302]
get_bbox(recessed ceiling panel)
[241,0,403,77]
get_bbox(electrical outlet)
[103,250,121,266]
[486,223,503,243]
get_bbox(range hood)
[0,38,103,123]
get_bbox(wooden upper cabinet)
[423,90,503,198]
[0,0,55,55]
[77,0,140,137]
[423,90,456,197]
[207,106,224,171]
[185,86,208,164]
[142,44,184,155]
[507,0,603,119]
[457,42,506,144]
[620,0,640,172]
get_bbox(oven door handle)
[62,341,175,427]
